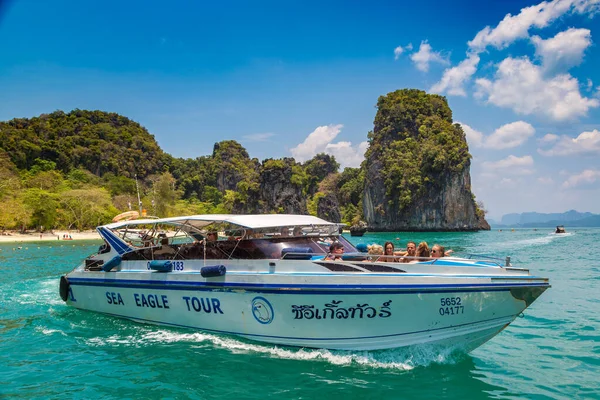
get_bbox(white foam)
[36,327,67,336]
[84,328,466,370]
[19,279,64,306]
[490,231,569,252]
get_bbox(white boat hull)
[60,213,550,352]
[64,272,544,350]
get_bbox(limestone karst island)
[0,89,489,232]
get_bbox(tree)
[59,188,115,230]
[0,197,30,231]
[152,172,178,217]
[23,188,59,230]
[303,153,340,195]
[0,151,20,199]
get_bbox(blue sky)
[1,0,599,220]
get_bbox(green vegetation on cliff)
[363,89,488,231]
[0,111,363,231]
[365,89,471,210]
[0,90,487,232]
[0,110,168,178]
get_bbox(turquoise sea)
[1,229,599,399]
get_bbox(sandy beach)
[0,230,101,243]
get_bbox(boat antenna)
[135,174,143,214]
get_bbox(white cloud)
[587,78,594,91]
[539,133,559,143]
[325,141,369,168]
[485,121,535,149]
[458,121,534,149]
[242,133,275,142]
[290,124,343,162]
[433,0,599,97]
[290,125,367,168]
[562,169,600,189]
[482,155,535,175]
[431,53,480,96]
[394,44,412,60]
[410,41,449,72]
[475,56,599,120]
[467,0,596,52]
[538,129,600,156]
[394,46,404,60]
[458,122,484,147]
[531,28,592,72]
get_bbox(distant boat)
[349,221,367,237]
[555,225,566,234]
[349,226,367,237]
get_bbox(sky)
[1,0,599,221]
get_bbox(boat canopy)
[103,214,339,231]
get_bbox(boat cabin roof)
[103,214,339,230]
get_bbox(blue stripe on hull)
[67,277,548,294]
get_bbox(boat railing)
[346,253,509,267]
[465,253,511,267]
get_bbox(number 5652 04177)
[439,297,464,316]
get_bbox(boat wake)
[83,327,468,370]
[550,232,573,237]
[493,232,571,252]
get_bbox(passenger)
[382,241,400,262]
[399,241,417,263]
[280,227,290,237]
[431,244,453,257]
[207,232,218,242]
[431,244,444,258]
[243,229,263,239]
[325,242,344,261]
[367,244,384,261]
[292,226,303,236]
[415,242,430,261]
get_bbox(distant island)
[0,89,489,232]
[488,210,600,228]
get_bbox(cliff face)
[363,89,489,231]
[212,141,259,192]
[364,164,489,230]
[316,192,341,223]
[258,158,307,214]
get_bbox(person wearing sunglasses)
[431,244,453,258]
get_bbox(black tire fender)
[59,275,70,302]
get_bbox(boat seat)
[281,247,313,260]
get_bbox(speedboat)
[555,225,566,234]
[59,214,550,352]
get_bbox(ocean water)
[1,229,599,399]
